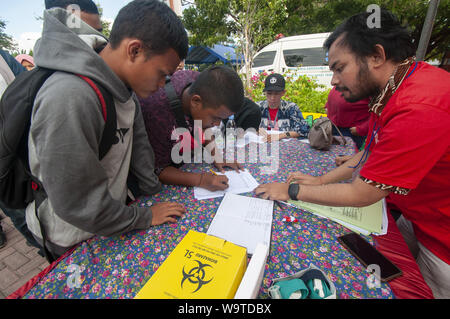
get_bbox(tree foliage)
[96,2,111,39]
[183,0,291,91]
[248,70,330,113]
[183,0,449,69]
[0,18,17,52]
[280,0,449,62]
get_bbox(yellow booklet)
[135,230,247,299]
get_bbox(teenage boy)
[138,67,244,191]
[255,9,450,298]
[257,73,309,142]
[26,0,189,259]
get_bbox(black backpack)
[0,67,117,208]
[0,67,117,261]
[164,79,205,156]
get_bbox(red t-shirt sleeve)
[360,105,450,190]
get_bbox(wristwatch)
[288,183,300,200]
[285,131,291,138]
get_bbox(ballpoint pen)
[275,200,297,209]
[274,200,284,210]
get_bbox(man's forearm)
[158,166,201,187]
[297,176,389,207]
[282,131,300,139]
[319,150,365,184]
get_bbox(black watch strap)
[285,131,291,138]
[288,183,300,200]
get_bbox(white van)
[248,32,333,88]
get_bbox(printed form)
[207,193,274,255]
[194,169,259,200]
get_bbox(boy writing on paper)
[138,66,245,192]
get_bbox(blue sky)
[0,0,134,52]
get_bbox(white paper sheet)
[193,169,259,200]
[236,131,296,147]
[207,193,273,255]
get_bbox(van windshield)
[283,47,328,67]
[252,51,276,68]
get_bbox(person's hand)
[335,155,353,166]
[150,202,186,226]
[350,127,359,136]
[258,127,268,136]
[214,161,244,173]
[254,183,289,201]
[263,133,283,143]
[286,172,323,185]
[199,172,229,191]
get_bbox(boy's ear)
[190,94,203,110]
[126,40,144,62]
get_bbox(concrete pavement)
[0,210,48,299]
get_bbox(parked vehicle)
[245,32,333,88]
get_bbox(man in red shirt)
[255,9,450,298]
[325,87,370,150]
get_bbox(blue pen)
[274,200,284,210]
[274,200,296,210]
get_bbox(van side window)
[253,51,276,68]
[283,48,328,67]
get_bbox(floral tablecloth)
[20,139,394,299]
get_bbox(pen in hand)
[208,168,229,189]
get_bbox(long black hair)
[324,8,416,63]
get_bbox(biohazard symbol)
[181,260,214,293]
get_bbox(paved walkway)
[0,210,48,299]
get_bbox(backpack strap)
[164,80,188,129]
[319,122,330,144]
[30,177,56,263]
[76,75,117,160]
[329,120,347,146]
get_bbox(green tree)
[0,18,17,51]
[184,0,449,88]
[277,0,449,62]
[96,2,111,39]
[183,0,291,90]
